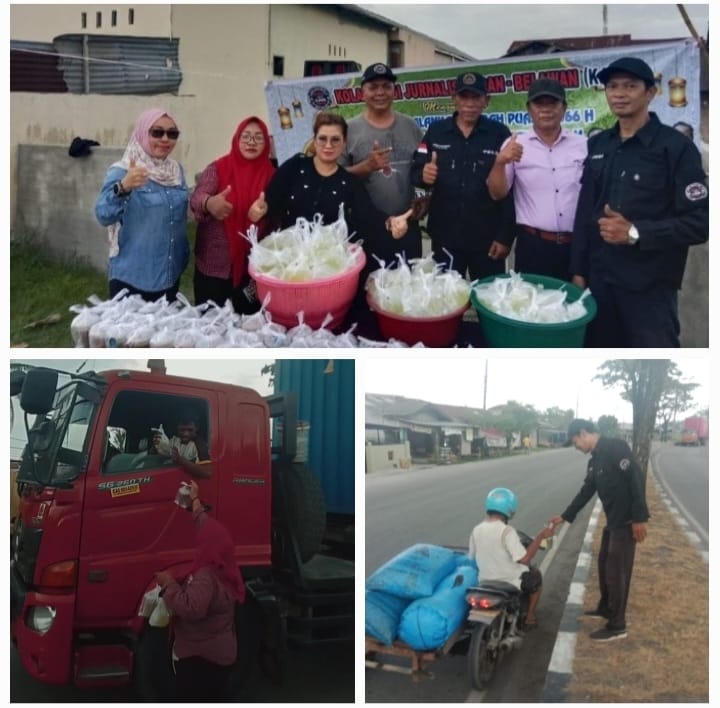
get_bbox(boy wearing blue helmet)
[469,487,554,628]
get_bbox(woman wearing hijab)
[156,481,245,701]
[190,116,276,313]
[95,108,189,301]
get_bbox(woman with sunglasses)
[95,108,189,301]
[263,112,413,263]
[190,116,276,313]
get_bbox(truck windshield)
[18,383,97,487]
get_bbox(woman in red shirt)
[156,482,245,701]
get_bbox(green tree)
[493,401,539,450]
[597,414,619,438]
[261,362,276,389]
[542,406,575,430]
[656,363,698,441]
[594,359,672,484]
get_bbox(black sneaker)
[583,607,610,619]
[590,627,628,642]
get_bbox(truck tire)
[133,624,174,701]
[275,462,326,562]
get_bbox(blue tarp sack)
[365,589,412,645]
[366,544,459,599]
[396,565,476,650]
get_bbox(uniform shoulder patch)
[619,458,631,471]
[685,182,708,201]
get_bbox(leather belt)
[519,224,573,245]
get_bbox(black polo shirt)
[411,113,515,251]
[570,113,708,291]
[561,437,650,530]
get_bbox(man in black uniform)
[411,71,515,280]
[570,57,708,347]
[550,419,649,642]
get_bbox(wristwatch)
[113,181,131,197]
[627,224,640,245]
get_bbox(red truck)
[10,363,353,699]
[679,416,709,446]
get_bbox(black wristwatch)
[113,181,131,197]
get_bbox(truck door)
[76,385,218,627]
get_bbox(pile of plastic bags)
[472,271,592,324]
[366,255,471,317]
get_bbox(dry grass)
[566,475,708,702]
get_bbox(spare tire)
[274,462,326,562]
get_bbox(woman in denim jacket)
[95,108,189,301]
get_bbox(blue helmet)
[486,488,518,519]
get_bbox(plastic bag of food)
[138,585,161,618]
[148,597,170,628]
[153,425,172,456]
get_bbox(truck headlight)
[26,606,57,634]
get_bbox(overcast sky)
[361,3,709,61]
[363,355,710,423]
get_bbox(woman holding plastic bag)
[155,481,245,701]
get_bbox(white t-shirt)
[468,519,527,589]
[169,436,198,463]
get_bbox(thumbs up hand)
[367,140,393,172]
[497,133,523,165]
[207,185,234,221]
[388,207,414,240]
[598,203,632,245]
[122,158,150,190]
[422,151,439,185]
[248,190,268,223]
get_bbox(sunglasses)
[315,135,343,145]
[149,127,180,140]
[240,133,265,145]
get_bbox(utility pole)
[483,360,488,410]
[602,4,608,35]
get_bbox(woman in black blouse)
[263,112,413,268]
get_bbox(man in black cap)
[570,56,708,347]
[411,70,515,280]
[340,62,423,266]
[550,419,649,642]
[487,78,587,281]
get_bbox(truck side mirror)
[20,368,59,415]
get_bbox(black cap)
[528,78,566,102]
[361,63,397,84]
[598,57,655,86]
[68,136,100,158]
[455,71,487,95]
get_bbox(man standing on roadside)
[550,419,649,642]
[570,57,708,347]
[340,62,424,266]
[487,78,587,281]
[411,71,515,280]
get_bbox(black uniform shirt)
[570,113,708,291]
[411,113,515,251]
[561,437,650,529]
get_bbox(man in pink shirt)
[487,79,587,281]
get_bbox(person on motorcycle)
[469,488,554,628]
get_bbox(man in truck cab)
[164,416,212,480]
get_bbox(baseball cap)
[597,57,655,86]
[361,63,397,84]
[528,78,566,102]
[455,71,487,95]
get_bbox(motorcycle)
[464,531,549,690]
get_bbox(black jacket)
[561,437,650,529]
[570,113,708,291]
[411,113,515,251]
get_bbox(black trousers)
[513,230,571,282]
[174,656,233,702]
[109,278,180,303]
[193,268,261,315]
[597,525,637,631]
[431,241,506,282]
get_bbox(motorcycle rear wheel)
[468,624,496,690]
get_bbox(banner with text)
[265,40,701,165]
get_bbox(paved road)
[365,448,593,702]
[652,442,709,547]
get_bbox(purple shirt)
[504,129,587,233]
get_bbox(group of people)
[95,54,708,347]
[470,418,648,643]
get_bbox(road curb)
[540,497,602,702]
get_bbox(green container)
[470,274,597,348]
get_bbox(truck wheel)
[274,462,326,562]
[133,624,174,701]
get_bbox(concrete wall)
[366,442,412,473]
